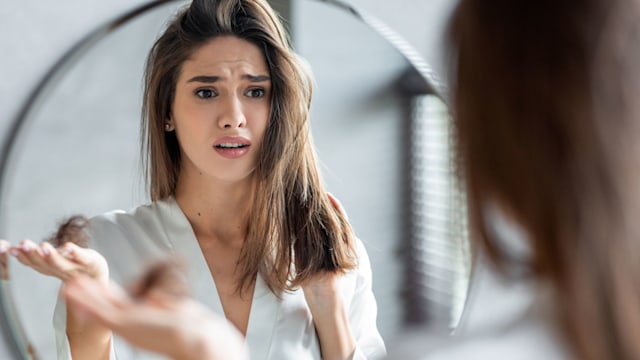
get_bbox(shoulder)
[88,203,152,247]
[89,200,162,228]
[353,237,367,255]
[87,198,179,236]
[85,198,179,281]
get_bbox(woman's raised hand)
[10,240,109,283]
[302,266,356,360]
[8,215,109,284]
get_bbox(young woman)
[11,0,385,359]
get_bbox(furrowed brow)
[243,74,270,82]
[187,75,222,83]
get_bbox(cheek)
[257,115,270,146]
[172,90,202,123]
[249,104,270,136]
[173,104,207,134]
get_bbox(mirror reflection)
[0,0,469,359]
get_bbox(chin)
[211,168,257,183]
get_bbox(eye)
[245,88,266,98]
[195,89,217,99]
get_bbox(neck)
[174,172,255,246]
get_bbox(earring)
[164,123,172,132]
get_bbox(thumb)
[327,192,348,220]
[60,242,108,281]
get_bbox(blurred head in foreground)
[448,0,640,359]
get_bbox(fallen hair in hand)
[45,215,90,248]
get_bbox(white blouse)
[54,197,386,359]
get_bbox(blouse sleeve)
[53,295,72,360]
[53,291,116,360]
[348,239,387,360]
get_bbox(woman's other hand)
[303,193,356,360]
[327,192,347,220]
[63,269,249,360]
[302,272,356,360]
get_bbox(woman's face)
[171,35,271,183]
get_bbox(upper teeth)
[217,143,246,148]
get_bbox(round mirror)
[0,0,470,358]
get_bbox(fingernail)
[9,248,20,256]
[42,246,51,256]
[60,248,73,259]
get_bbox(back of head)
[448,0,640,358]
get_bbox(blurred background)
[0,1,466,358]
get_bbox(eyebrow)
[186,74,271,83]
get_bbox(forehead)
[180,36,269,78]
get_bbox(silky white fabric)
[54,197,386,359]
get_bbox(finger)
[0,240,10,254]
[59,242,95,266]
[9,244,48,272]
[40,242,72,275]
[18,239,49,267]
[59,243,108,281]
[327,192,348,219]
[40,242,56,257]
[54,243,91,269]
[10,249,58,277]
[11,245,37,268]
[18,241,81,279]
[41,246,79,281]
[57,242,78,260]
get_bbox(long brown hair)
[141,0,356,294]
[448,0,640,358]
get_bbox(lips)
[213,136,251,159]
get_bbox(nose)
[217,94,246,129]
